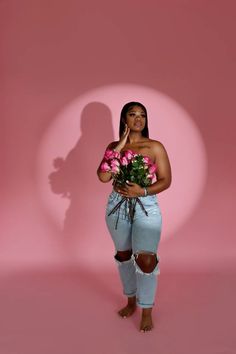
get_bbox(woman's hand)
[114,124,130,151]
[116,181,144,198]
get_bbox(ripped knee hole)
[134,252,159,273]
[114,250,132,262]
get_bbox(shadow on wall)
[48,102,114,262]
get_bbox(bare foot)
[140,308,153,332]
[118,296,136,318]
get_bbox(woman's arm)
[146,141,172,195]
[97,124,131,184]
[96,142,118,183]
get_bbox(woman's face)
[124,105,146,132]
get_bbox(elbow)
[166,176,172,189]
[159,176,172,190]
[97,170,104,183]
[98,177,110,183]
[97,170,111,183]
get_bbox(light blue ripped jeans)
[105,189,162,308]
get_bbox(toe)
[140,325,152,332]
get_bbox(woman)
[97,101,172,332]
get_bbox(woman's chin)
[131,126,144,132]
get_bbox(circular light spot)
[36,84,207,264]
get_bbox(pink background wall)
[1,0,235,272]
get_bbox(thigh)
[131,196,162,254]
[105,191,132,251]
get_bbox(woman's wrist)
[142,186,152,197]
[138,187,147,197]
[144,187,148,197]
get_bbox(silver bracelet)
[143,187,148,197]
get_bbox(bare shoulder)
[106,141,119,149]
[147,139,170,165]
[148,139,167,153]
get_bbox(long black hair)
[119,101,149,139]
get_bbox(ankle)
[142,308,152,316]
[128,296,136,306]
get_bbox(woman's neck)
[127,132,145,145]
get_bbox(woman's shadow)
[48,102,114,263]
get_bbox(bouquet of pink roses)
[100,149,157,188]
[100,148,157,228]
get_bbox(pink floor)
[0,266,235,354]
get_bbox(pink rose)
[104,149,114,160]
[104,149,120,160]
[143,156,152,165]
[110,159,120,167]
[120,156,128,166]
[149,164,157,174]
[124,149,134,160]
[147,173,155,181]
[111,165,120,174]
[113,150,120,159]
[100,161,111,172]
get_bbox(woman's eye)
[129,113,146,117]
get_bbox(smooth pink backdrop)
[1,0,235,271]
